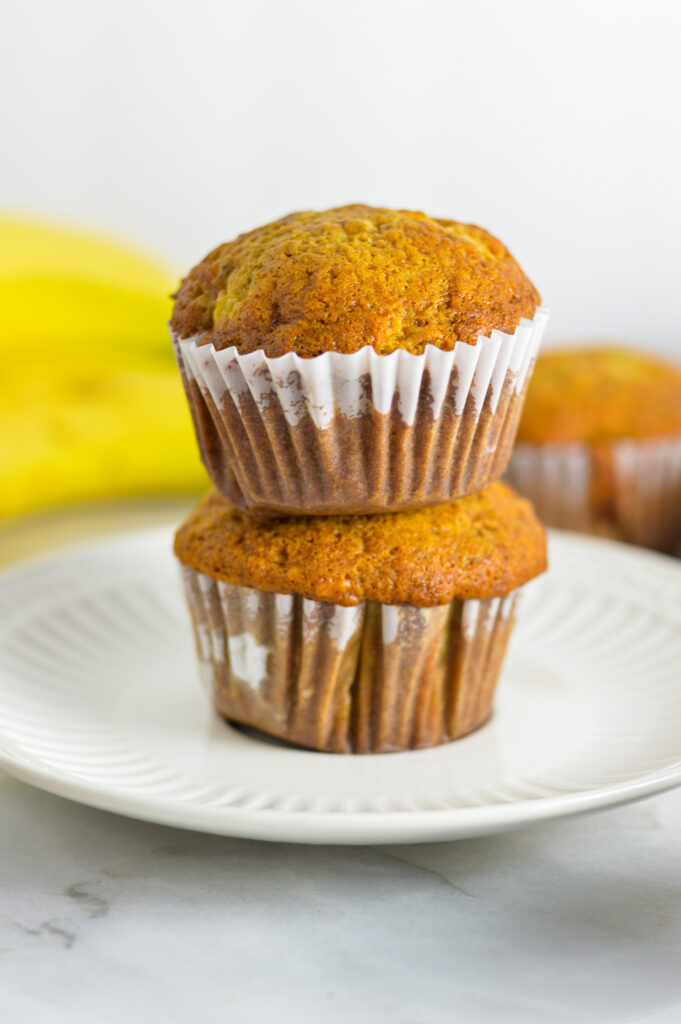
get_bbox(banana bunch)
[1,217,206,519]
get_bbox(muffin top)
[517,347,681,444]
[171,205,540,358]
[174,483,546,606]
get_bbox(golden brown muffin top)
[174,483,546,606]
[171,205,541,358]
[517,347,681,444]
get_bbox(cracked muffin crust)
[171,204,540,358]
[174,482,547,606]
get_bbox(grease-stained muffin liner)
[506,437,681,553]
[172,308,548,516]
[181,566,519,754]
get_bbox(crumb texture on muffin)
[171,205,540,358]
[518,347,681,444]
[174,482,546,606]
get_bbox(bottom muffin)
[174,484,546,754]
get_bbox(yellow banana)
[2,361,206,519]
[1,218,207,519]
[0,217,178,363]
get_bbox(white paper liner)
[505,443,594,531]
[181,566,519,753]
[172,308,549,515]
[506,437,681,552]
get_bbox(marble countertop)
[2,775,681,1023]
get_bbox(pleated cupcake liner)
[172,308,549,516]
[181,566,519,754]
[506,436,681,553]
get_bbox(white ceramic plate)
[1,527,680,845]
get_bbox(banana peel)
[1,217,207,519]
[1,277,176,363]
[2,361,206,519]
[0,217,179,364]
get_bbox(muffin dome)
[518,348,681,445]
[171,204,541,358]
[174,482,546,606]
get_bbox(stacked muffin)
[170,205,548,753]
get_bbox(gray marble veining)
[1,777,681,1023]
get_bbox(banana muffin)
[175,482,547,753]
[506,347,681,551]
[171,205,547,515]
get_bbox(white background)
[2,0,680,352]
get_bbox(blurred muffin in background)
[174,482,546,754]
[505,347,681,552]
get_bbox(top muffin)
[517,347,681,445]
[171,205,541,358]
